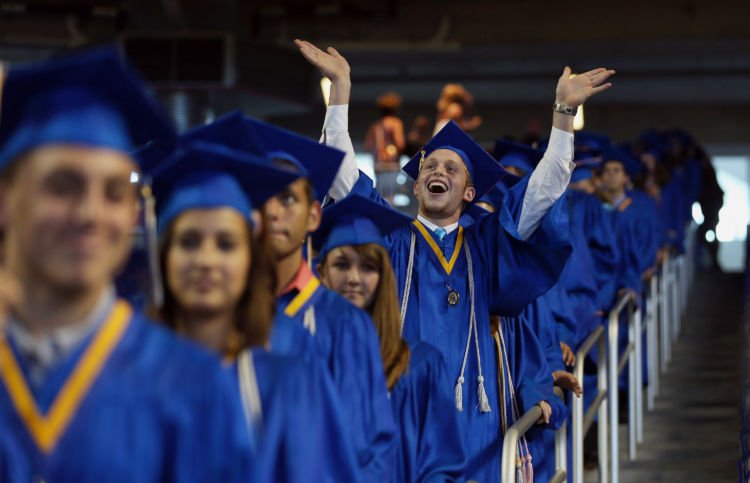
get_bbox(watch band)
[553,102,578,116]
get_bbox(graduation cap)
[600,146,643,178]
[574,131,611,154]
[0,46,175,170]
[493,139,544,175]
[403,120,505,202]
[146,141,300,235]
[238,117,346,203]
[313,193,412,262]
[570,165,596,183]
[134,111,247,174]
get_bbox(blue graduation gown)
[567,189,620,312]
[389,341,467,482]
[232,348,361,483]
[350,172,571,482]
[0,302,253,483]
[270,279,397,482]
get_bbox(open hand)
[556,66,615,107]
[554,370,583,397]
[294,39,350,83]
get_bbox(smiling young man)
[296,38,615,481]
[0,48,252,482]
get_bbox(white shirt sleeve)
[319,104,360,200]
[516,126,575,240]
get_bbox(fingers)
[327,46,342,58]
[559,66,572,79]
[590,83,613,96]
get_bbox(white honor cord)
[238,350,263,435]
[399,233,417,335]
[303,306,317,336]
[399,232,490,412]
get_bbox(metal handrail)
[607,291,636,483]
[501,405,542,483]
[500,383,568,482]
[551,386,567,483]
[572,325,608,483]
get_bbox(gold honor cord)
[283,277,321,318]
[0,301,132,453]
[412,221,464,275]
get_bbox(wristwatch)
[553,102,578,116]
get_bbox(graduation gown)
[270,278,397,482]
[567,189,620,312]
[0,301,253,483]
[350,173,571,482]
[231,348,361,483]
[389,342,467,482]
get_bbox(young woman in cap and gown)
[314,193,468,481]
[136,133,362,483]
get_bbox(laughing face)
[413,148,475,222]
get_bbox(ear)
[463,185,476,203]
[307,200,322,234]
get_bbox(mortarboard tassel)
[142,182,164,308]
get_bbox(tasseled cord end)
[142,182,164,309]
[524,454,534,483]
[477,375,491,413]
[454,376,465,411]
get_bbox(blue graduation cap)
[146,141,300,234]
[574,131,611,154]
[600,146,643,178]
[0,46,175,170]
[135,110,247,174]
[313,193,412,262]
[571,165,595,183]
[571,148,602,182]
[238,117,346,203]
[403,120,505,202]
[493,140,544,175]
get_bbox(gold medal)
[448,290,459,306]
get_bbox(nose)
[72,185,105,226]
[346,268,361,285]
[264,198,281,220]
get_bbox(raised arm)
[517,66,615,239]
[295,39,359,201]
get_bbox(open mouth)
[427,179,449,194]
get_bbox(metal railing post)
[634,302,644,445]
[647,274,659,410]
[598,333,609,483]
[660,254,671,371]
[553,386,567,483]
[572,326,608,483]
[628,302,637,461]
[608,296,625,483]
